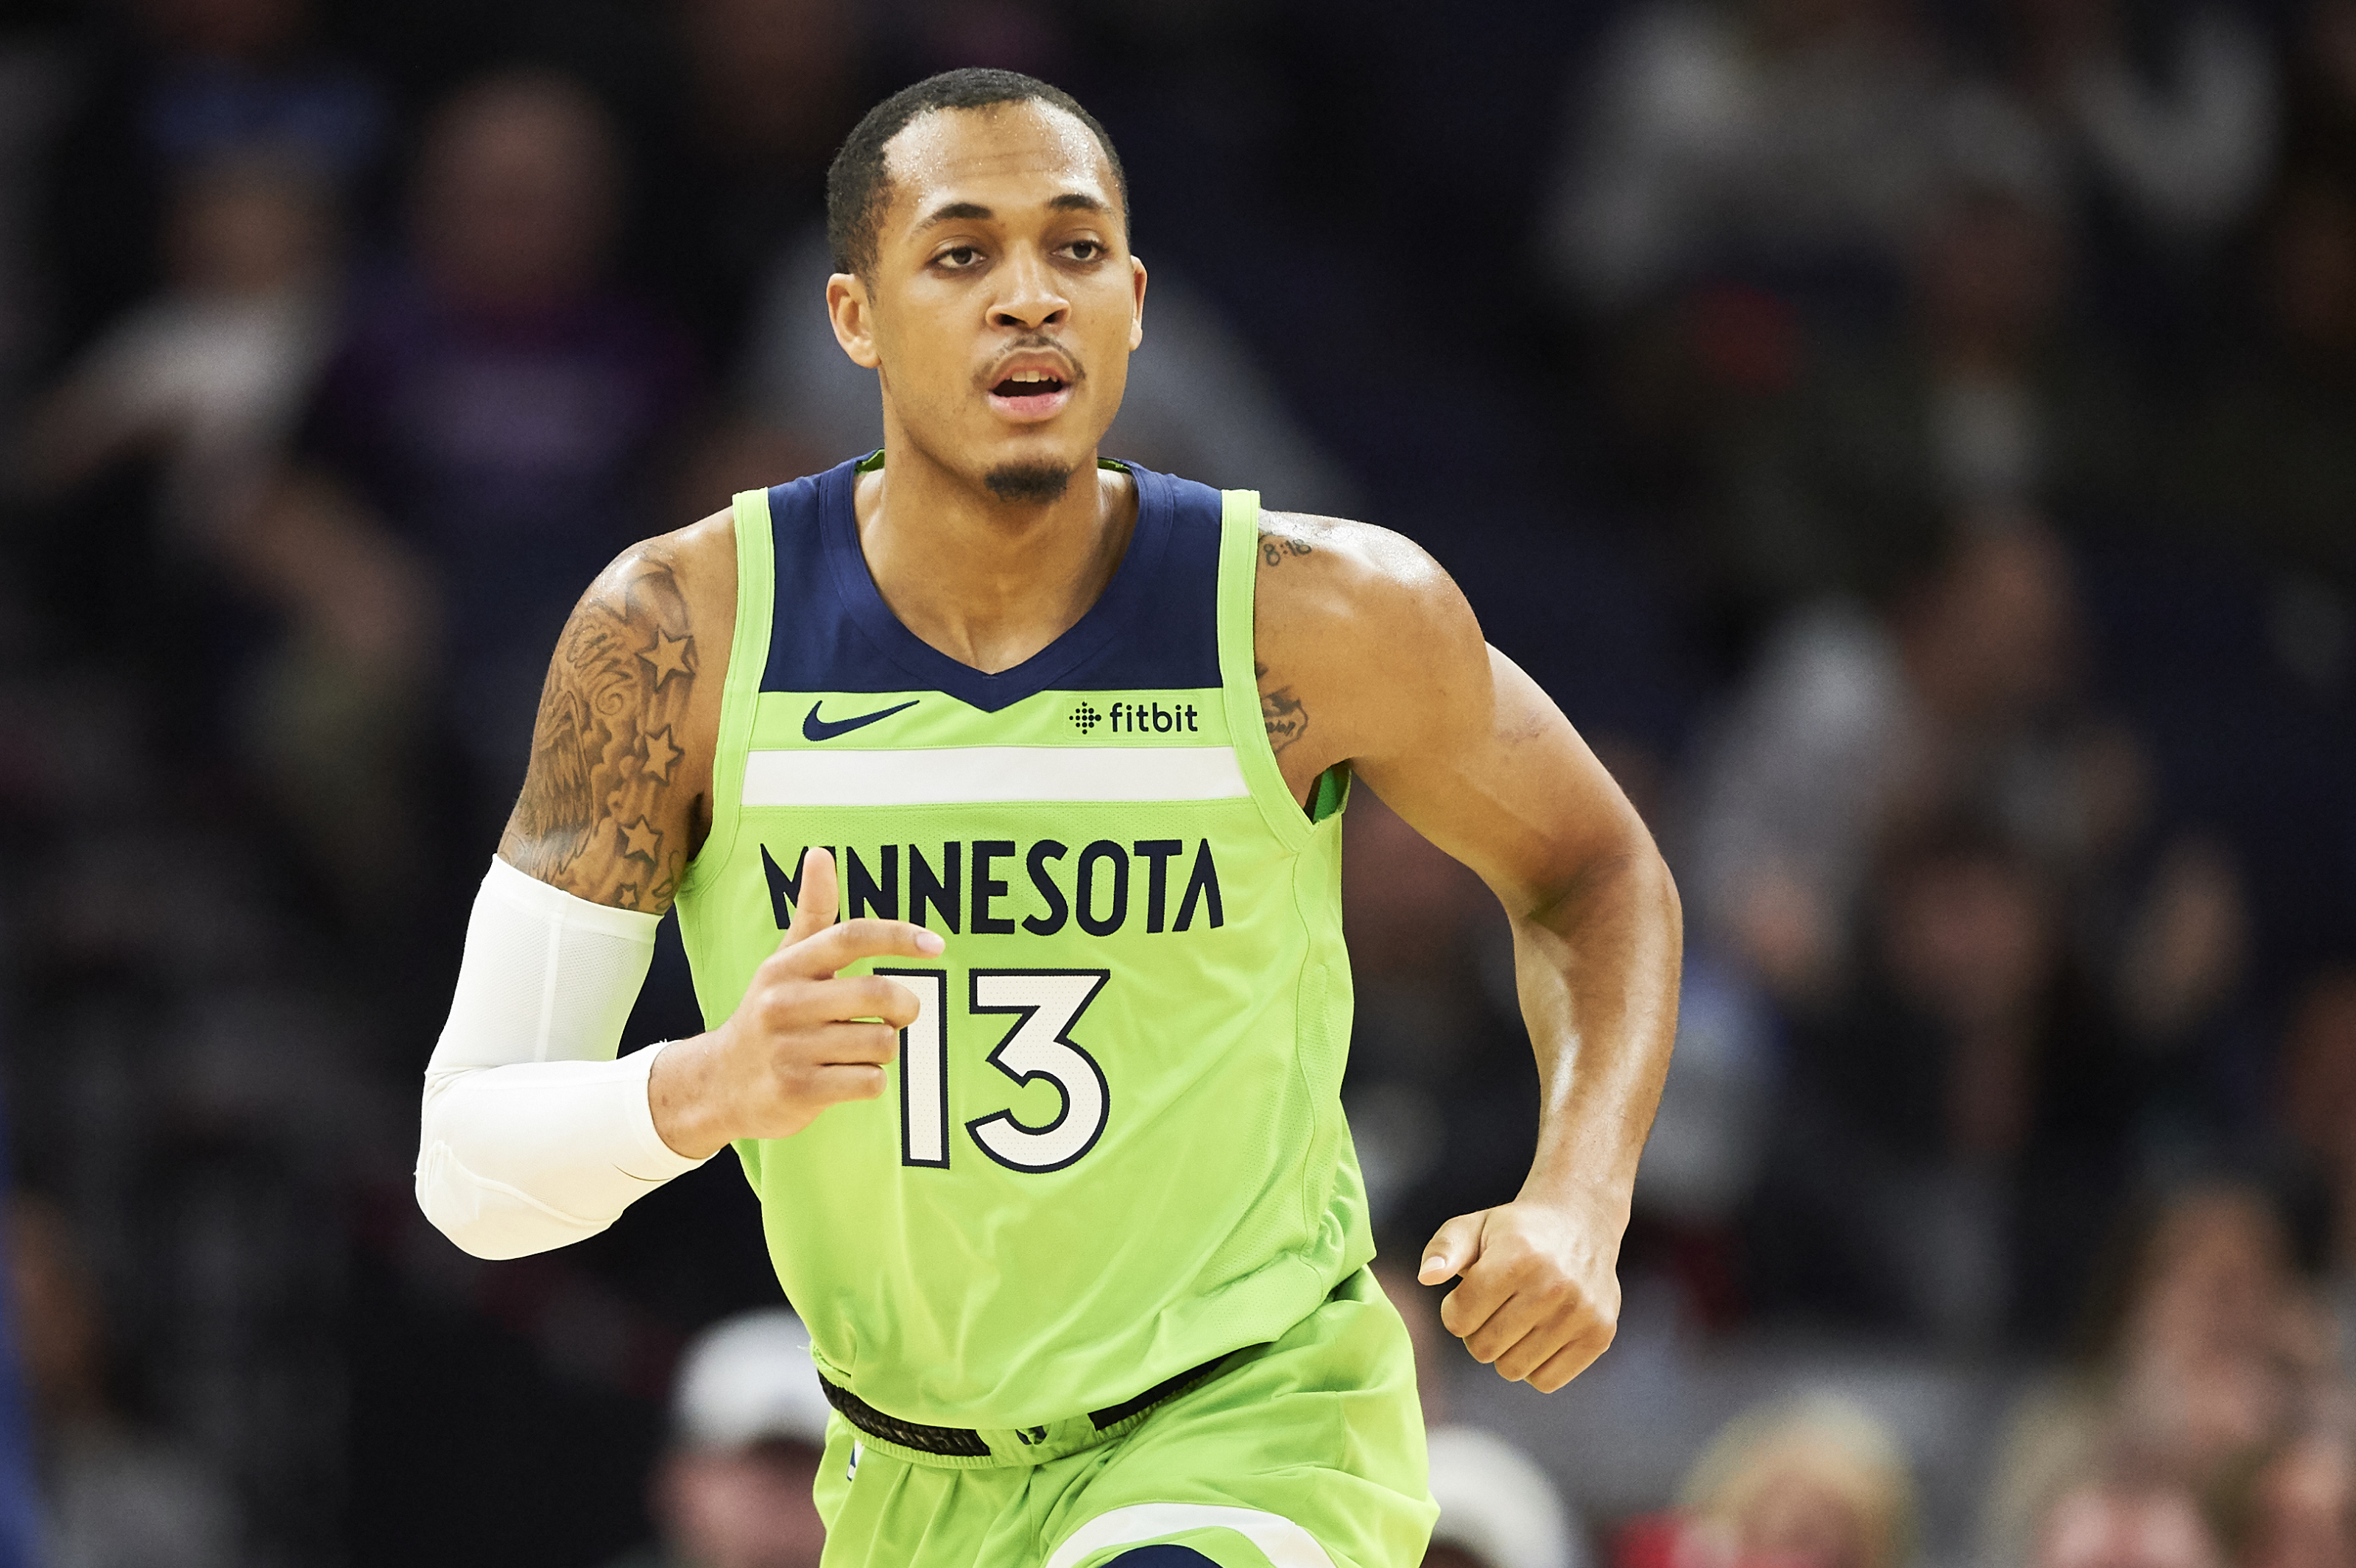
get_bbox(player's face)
[830,102,1146,499]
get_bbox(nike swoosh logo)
[803,699,920,742]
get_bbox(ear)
[828,273,881,370]
[1129,255,1148,351]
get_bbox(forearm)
[415,858,708,1259]
[1414,844,1682,1391]
[1510,845,1683,1224]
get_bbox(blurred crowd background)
[0,0,2352,1564]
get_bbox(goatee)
[984,462,1075,504]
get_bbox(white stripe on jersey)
[1043,1503,1337,1568]
[741,745,1249,807]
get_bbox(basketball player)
[415,69,1681,1568]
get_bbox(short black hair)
[825,68,1129,278]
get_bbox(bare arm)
[415,514,736,1257]
[498,515,735,912]
[1255,511,1682,1392]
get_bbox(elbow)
[1613,836,1684,960]
[414,1077,521,1259]
[413,1145,532,1260]
[1521,827,1682,942]
[1609,801,1680,917]
[413,1140,607,1261]
[1643,835,1682,933]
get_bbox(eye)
[1061,239,1104,263]
[935,244,984,269]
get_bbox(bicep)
[1354,643,1648,920]
[498,532,724,913]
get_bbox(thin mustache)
[985,336,1084,384]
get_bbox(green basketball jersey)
[672,453,1369,1431]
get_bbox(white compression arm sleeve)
[415,857,710,1260]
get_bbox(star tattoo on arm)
[500,545,699,909]
[641,725,682,785]
[619,816,663,864]
[641,629,693,687]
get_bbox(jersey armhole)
[1216,488,1322,852]
[1306,763,1350,824]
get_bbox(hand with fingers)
[1417,1196,1623,1393]
[649,848,945,1159]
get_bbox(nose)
[989,244,1068,331]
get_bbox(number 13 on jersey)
[874,969,1112,1174]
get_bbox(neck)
[853,429,1137,674]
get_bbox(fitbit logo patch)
[1071,699,1201,735]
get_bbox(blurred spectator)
[1541,0,1945,317]
[1986,0,2277,250]
[1983,1184,2327,1568]
[1690,527,2165,1347]
[1682,524,2141,1009]
[9,1196,238,1568]
[741,228,1360,513]
[2179,177,2356,615]
[2032,1481,2225,1568]
[638,0,867,369]
[1744,820,2133,1346]
[1723,184,2150,612]
[2112,835,2264,1159]
[1427,1426,1583,1568]
[1614,1394,1918,1568]
[16,150,336,545]
[269,70,697,850]
[38,0,386,361]
[599,1308,828,1568]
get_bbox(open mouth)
[986,370,1074,421]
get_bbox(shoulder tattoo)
[501,549,698,909]
[1255,660,1309,756]
[1258,525,1313,569]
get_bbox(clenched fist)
[1418,1197,1623,1392]
[650,848,944,1158]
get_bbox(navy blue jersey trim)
[759,456,1221,710]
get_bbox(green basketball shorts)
[808,1267,1438,1568]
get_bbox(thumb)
[1418,1211,1488,1285]
[780,847,840,948]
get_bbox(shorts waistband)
[817,1352,1235,1468]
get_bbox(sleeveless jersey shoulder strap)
[678,487,775,899]
[1214,487,1352,848]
